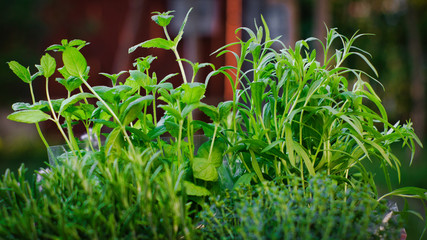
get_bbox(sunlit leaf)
[63,47,87,77]
[183,181,210,196]
[59,92,95,115]
[8,61,31,83]
[129,38,174,53]
[7,110,52,123]
[40,53,56,78]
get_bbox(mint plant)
[3,8,427,239]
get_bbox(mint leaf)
[151,11,174,27]
[8,61,31,83]
[183,181,210,196]
[129,38,174,53]
[40,53,56,78]
[62,47,87,77]
[7,110,52,123]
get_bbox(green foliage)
[39,53,56,78]
[151,10,175,27]
[197,174,404,239]
[7,61,32,83]
[214,24,423,190]
[7,109,51,123]
[0,150,194,240]
[3,8,427,239]
[62,46,88,77]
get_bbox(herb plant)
[2,8,427,239]
[197,174,404,239]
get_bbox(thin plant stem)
[78,75,136,154]
[177,119,184,165]
[65,115,80,151]
[83,122,96,152]
[45,76,77,155]
[28,83,51,153]
[207,124,218,162]
[163,27,187,84]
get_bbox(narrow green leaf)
[260,15,271,44]
[349,51,378,77]
[368,140,393,167]
[174,8,192,45]
[249,150,265,182]
[378,187,427,201]
[285,123,296,167]
[46,44,65,52]
[251,81,266,116]
[293,141,316,176]
[262,138,284,153]
[129,38,174,53]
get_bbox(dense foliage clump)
[198,175,403,240]
[2,8,426,239]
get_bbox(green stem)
[78,75,135,153]
[207,124,218,162]
[45,77,76,155]
[79,86,90,105]
[28,83,50,151]
[231,59,244,143]
[65,115,80,152]
[84,122,96,152]
[279,88,303,151]
[187,114,194,162]
[258,114,271,144]
[177,120,184,165]
[163,27,187,84]
[152,91,158,125]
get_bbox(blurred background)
[0,0,426,237]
